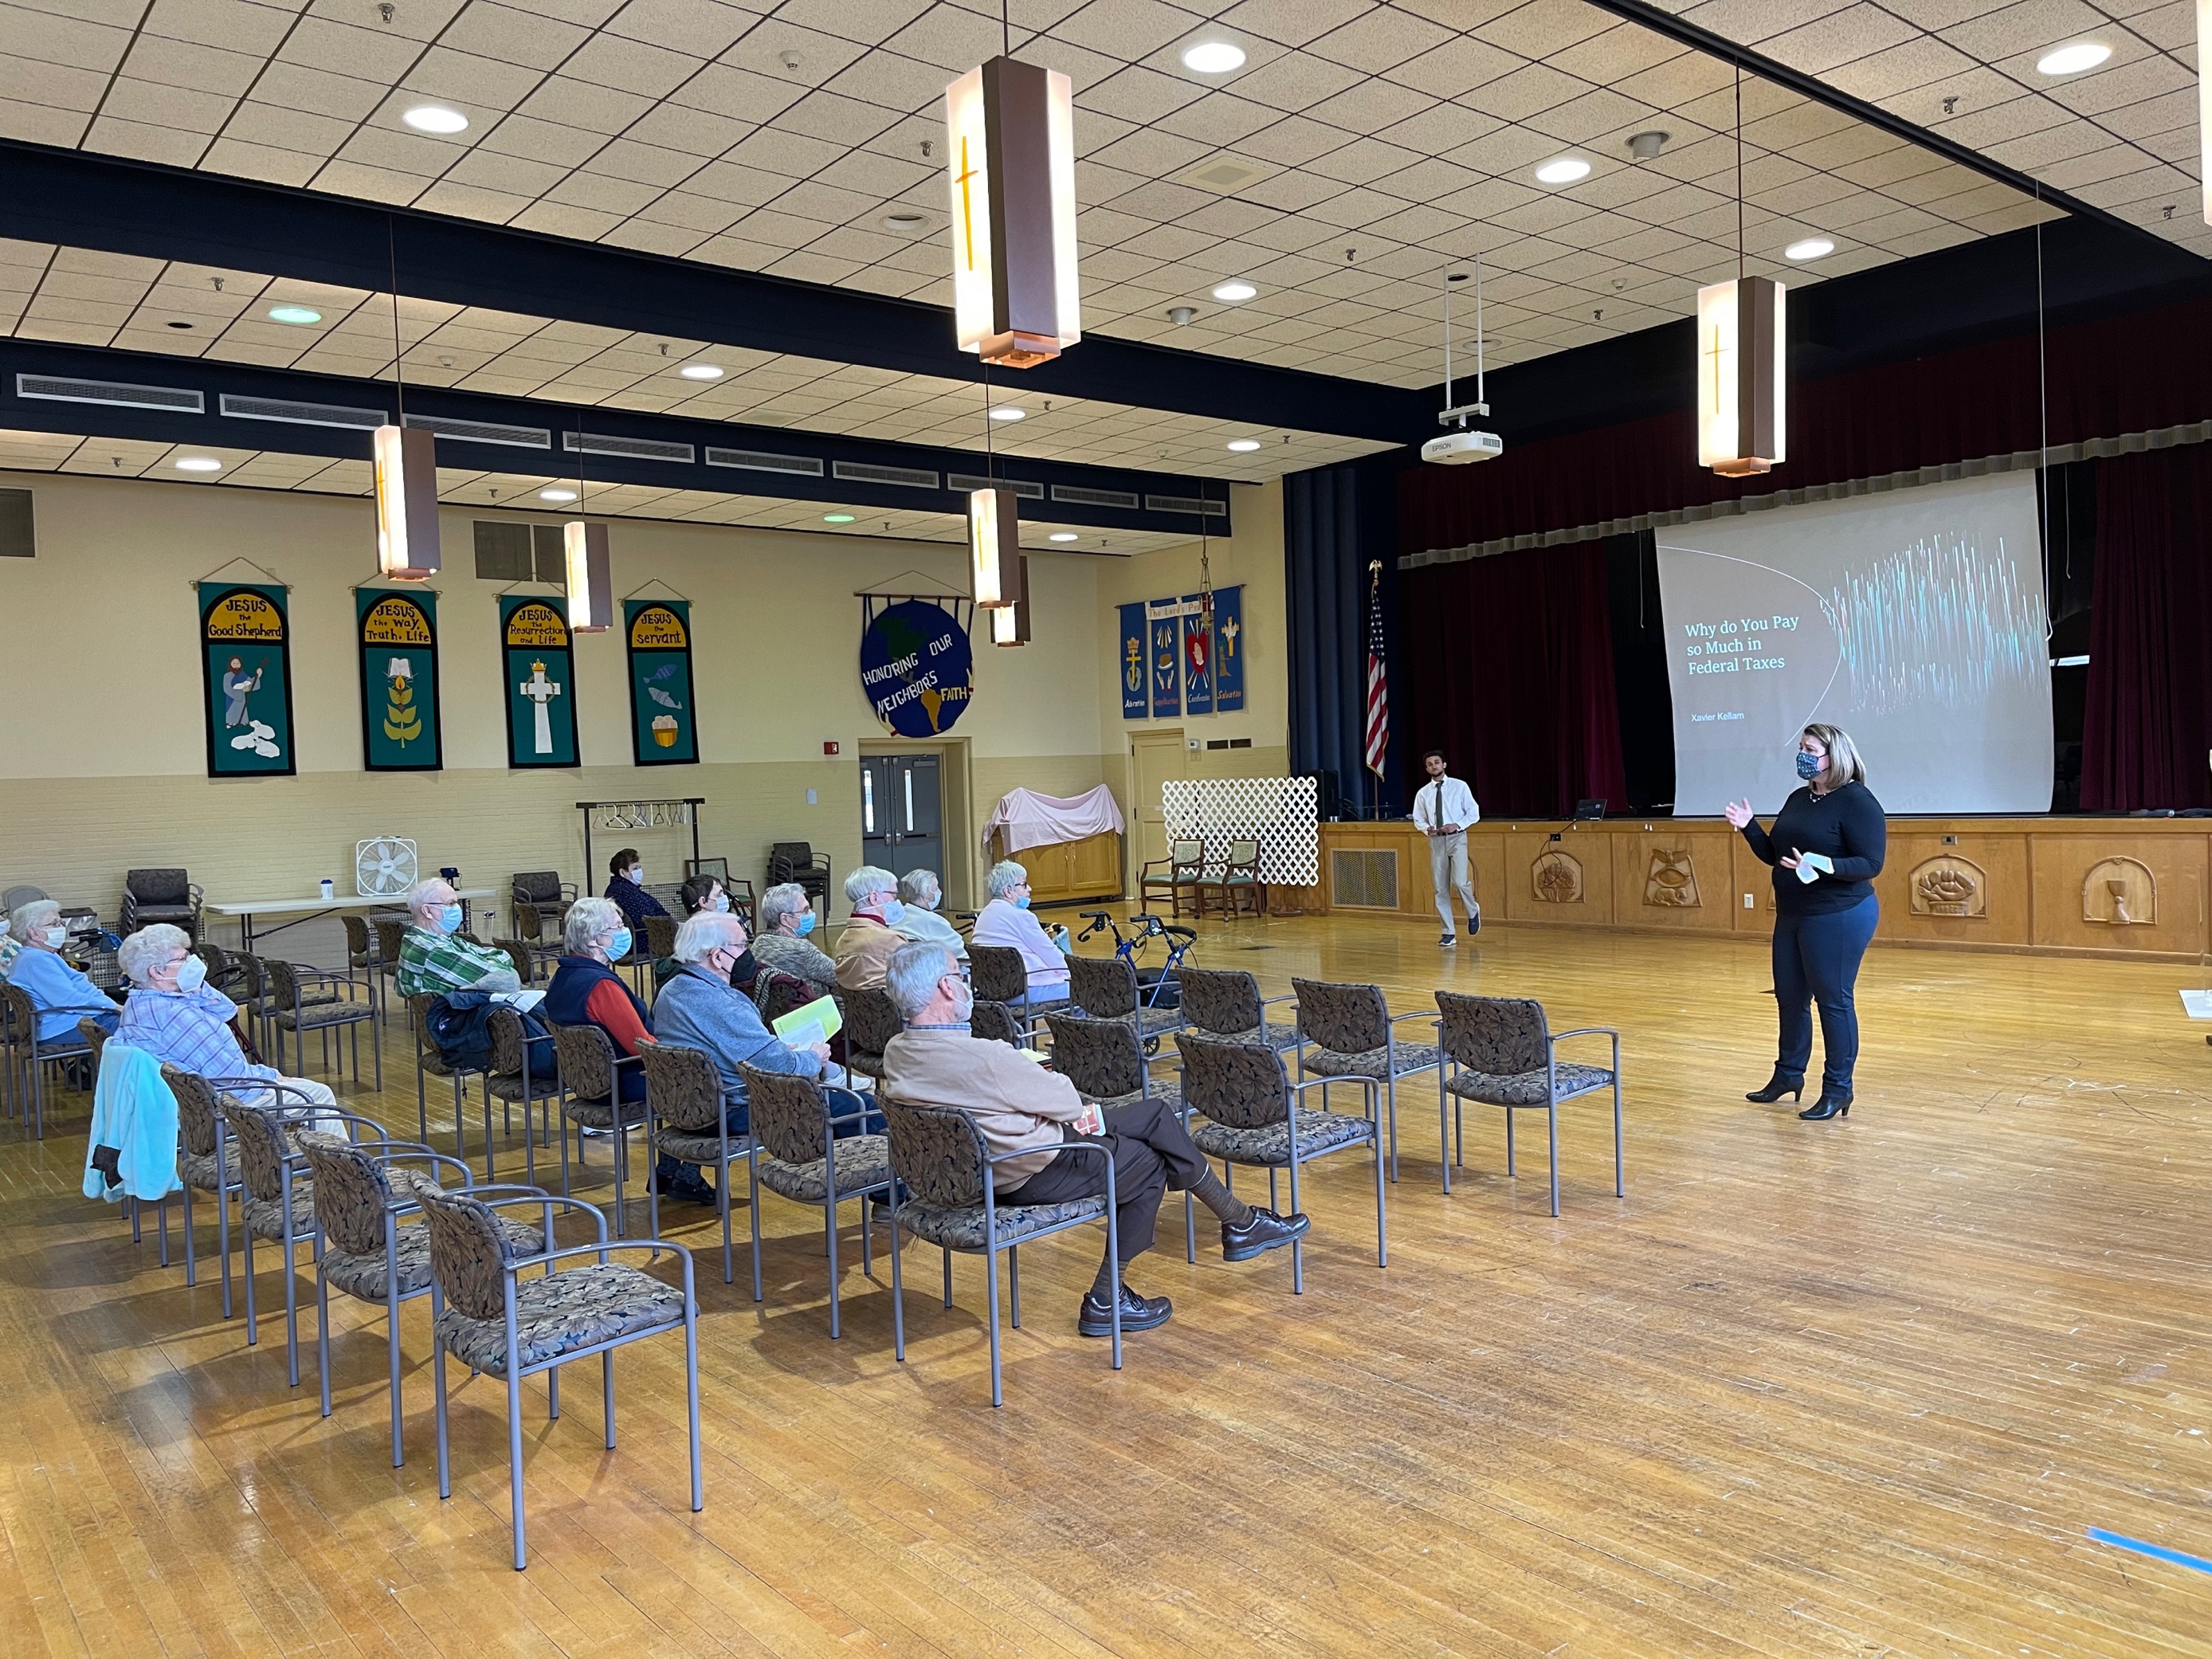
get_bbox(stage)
[5,914,2208,1653]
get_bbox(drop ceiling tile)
[1304,134,1424,185]
[1936,0,2112,62]
[1222,49,1365,114]
[88,113,218,163]
[1154,88,1284,145]
[279,16,426,83]
[1461,61,1589,123]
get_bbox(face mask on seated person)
[626,866,644,884]
[42,926,68,947]
[710,892,731,913]
[1795,751,1823,781]
[607,928,633,961]
[1012,893,1031,910]
[794,911,818,936]
[877,899,905,926]
[438,903,465,934]
[174,954,208,993]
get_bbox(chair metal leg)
[241,1222,258,1346]
[1547,1101,1560,1218]
[942,1246,953,1309]
[602,1349,616,1449]
[1505,1104,1516,1175]
[1438,1061,1453,1194]
[719,1159,734,1288]
[825,1195,842,1340]
[1286,1152,1304,1294]
[984,1243,1003,1408]
[1385,1074,1398,1182]
[748,1158,764,1304]
[433,1328,451,1499]
[1183,1190,1196,1264]
[1614,1077,1626,1198]
[282,1226,303,1386]
[1374,1131,1389,1268]
[316,1265,334,1419]
[889,1212,907,1361]
[1007,1244,1020,1329]
[685,1300,703,1516]
[508,1365,528,1571]
[218,1181,233,1319]
[157,1196,170,1268]
[182,1179,198,1286]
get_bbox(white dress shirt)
[1413,775,1480,834]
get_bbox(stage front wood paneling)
[994,829,1121,908]
[1296,818,2212,962]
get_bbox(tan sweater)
[833,915,903,990]
[880,1026,1089,1187]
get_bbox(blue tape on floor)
[2088,1527,2212,1576]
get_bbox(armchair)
[1138,837,1207,920]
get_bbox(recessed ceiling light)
[1535,156,1591,185]
[1049,531,1079,542]
[2035,41,2110,75]
[1226,438,1261,452]
[824,512,856,524]
[175,457,222,473]
[678,363,724,380]
[988,405,1026,421]
[1182,41,1245,73]
[882,211,929,231]
[539,487,578,503]
[402,104,469,134]
[1784,236,1836,261]
[1211,280,1257,303]
[268,304,322,325]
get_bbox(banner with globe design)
[860,596,974,737]
[199,580,296,778]
[355,586,442,772]
[625,598,697,765]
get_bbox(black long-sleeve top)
[1739,780,1887,915]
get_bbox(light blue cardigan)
[83,1041,182,1203]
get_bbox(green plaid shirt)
[396,926,517,999]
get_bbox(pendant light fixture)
[563,419,612,632]
[372,222,440,579]
[943,0,1080,367]
[2199,2,2210,226]
[1696,63,1786,477]
[968,356,1019,611]
[990,548,1031,646]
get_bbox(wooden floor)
[6,915,2212,1657]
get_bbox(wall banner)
[500,594,578,769]
[625,598,697,765]
[1119,602,1148,720]
[860,596,974,736]
[1213,584,1245,712]
[199,581,296,778]
[1149,602,1182,718]
[1180,591,1214,716]
[355,586,442,772]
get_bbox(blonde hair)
[1802,724,1866,786]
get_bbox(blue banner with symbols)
[1213,585,1245,712]
[1119,602,1147,720]
[1150,608,1181,717]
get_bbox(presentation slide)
[1657,473,2053,815]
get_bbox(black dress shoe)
[1222,1208,1312,1261]
[1798,1091,1852,1120]
[650,1170,720,1206]
[1746,1069,1805,1103]
[1077,1283,1172,1336]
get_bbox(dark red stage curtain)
[1399,292,2212,559]
[1403,541,1628,819]
[2080,444,2212,810]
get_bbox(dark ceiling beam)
[0,337,1240,536]
[1580,0,2178,250]
[0,138,1435,447]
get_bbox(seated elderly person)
[6,899,120,1053]
[545,897,705,1205]
[116,924,337,1115]
[394,877,521,1000]
[879,940,1307,1335]
[0,912,21,981]
[833,865,905,992]
[968,860,1073,1002]
[653,873,756,995]
[894,869,967,962]
[751,882,837,1003]
[653,911,833,1151]
[602,847,669,938]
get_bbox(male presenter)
[1413,749,1480,945]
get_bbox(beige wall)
[0,469,1116,931]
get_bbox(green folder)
[772,994,843,1049]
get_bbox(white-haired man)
[879,940,1307,1336]
[394,876,520,1000]
[653,910,832,1160]
[116,924,337,1116]
[894,869,967,962]
[968,860,1072,1001]
[833,865,904,992]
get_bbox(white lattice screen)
[1160,777,1320,886]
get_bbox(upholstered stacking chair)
[371,917,410,1018]
[218,1088,387,1386]
[491,939,538,986]
[340,916,386,1022]
[643,914,677,965]
[2,981,108,1138]
[408,992,496,1171]
[482,1007,560,1186]
[121,868,202,940]
[1175,965,1300,1053]
[508,871,576,939]
[1291,978,1446,1186]
[1137,837,1208,919]
[163,1064,244,1315]
[1174,1031,1385,1290]
[967,943,1070,1034]
[548,1021,646,1237]
[970,998,1029,1049]
[83,1026,174,1265]
[1065,953,1183,1052]
[739,1064,892,1333]
[296,1130,528,1466]
[1433,991,1623,1217]
[878,1094,1120,1407]
[1041,1013,1180,1113]
[837,986,902,1085]
[266,959,379,1087]
[416,1184,700,1571]
[635,1039,755,1279]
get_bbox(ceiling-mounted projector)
[1425,260,1504,467]
[1423,429,1503,465]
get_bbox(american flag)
[1362,560,1389,779]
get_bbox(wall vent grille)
[1051,484,1139,509]
[17,375,202,413]
[563,430,694,463]
[947,473,1044,498]
[832,460,938,489]
[403,414,548,449]
[1330,849,1399,910]
[221,394,385,429]
[705,447,824,477]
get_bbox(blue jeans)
[1772,895,1878,1094]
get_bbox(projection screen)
[1657,473,2053,815]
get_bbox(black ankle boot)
[1746,1069,1804,1103]
[1798,1090,1852,1120]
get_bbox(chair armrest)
[1289,1074,1375,1101]
[1259,993,1299,1010]
[508,1237,692,1275]
[1549,1026,1618,1042]
[986,1141,1112,1171]
[1386,1010,1435,1028]
[41,1003,118,1017]
[317,1109,401,1145]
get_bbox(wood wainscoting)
[1292,818,2212,963]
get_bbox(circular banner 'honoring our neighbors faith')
[859,597,973,737]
